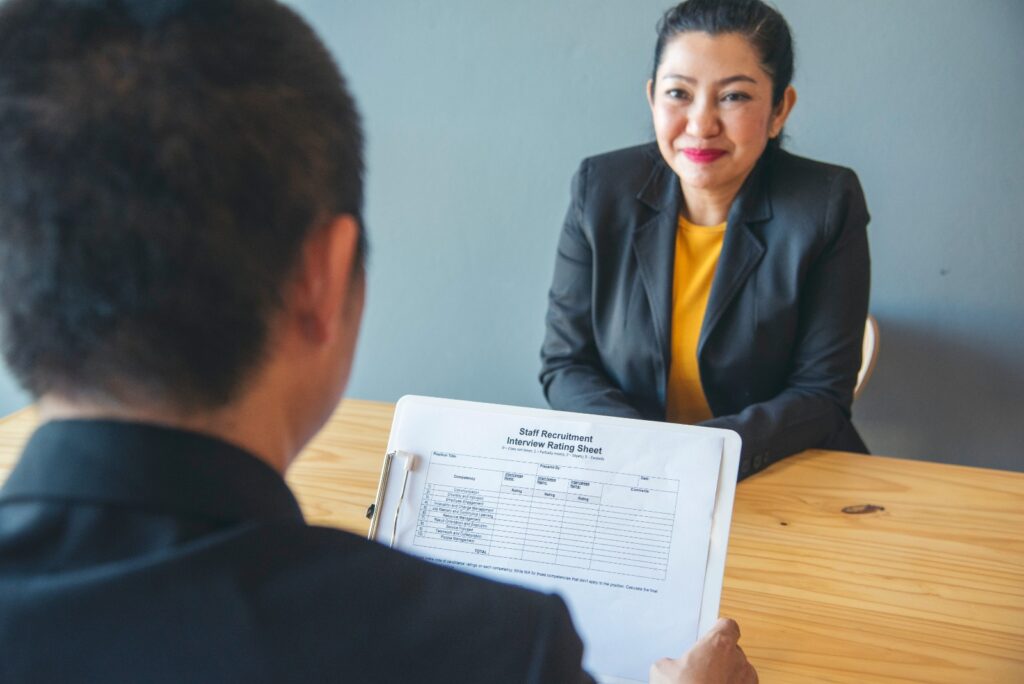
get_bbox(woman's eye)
[665,89,690,101]
[721,92,752,103]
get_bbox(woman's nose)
[685,99,720,139]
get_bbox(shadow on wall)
[855,316,1023,473]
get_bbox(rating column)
[557,479,603,568]
[522,474,568,563]
[490,471,534,559]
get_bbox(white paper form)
[376,396,740,683]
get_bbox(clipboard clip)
[366,450,418,547]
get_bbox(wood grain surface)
[1,400,1021,683]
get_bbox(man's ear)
[292,215,361,345]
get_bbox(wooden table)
[1,399,1022,683]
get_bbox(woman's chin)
[676,168,723,192]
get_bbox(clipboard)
[368,395,740,683]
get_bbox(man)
[0,1,757,682]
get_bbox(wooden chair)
[854,314,879,400]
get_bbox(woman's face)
[648,31,795,201]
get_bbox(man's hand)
[649,617,757,684]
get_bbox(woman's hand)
[649,618,758,684]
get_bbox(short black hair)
[652,0,795,149]
[0,0,366,409]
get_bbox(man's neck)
[37,394,298,474]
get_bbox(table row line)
[415,538,670,563]
[419,508,675,529]
[425,458,681,494]
[416,518,675,543]
[420,496,676,522]
[413,538,670,579]
[421,479,679,513]
[415,525,672,552]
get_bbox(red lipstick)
[682,148,726,163]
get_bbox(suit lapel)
[698,154,772,356]
[630,148,774,395]
[632,153,682,397]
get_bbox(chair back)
[854,315,880,400]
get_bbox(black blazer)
[540,143,870,478]
[0,421,593,683]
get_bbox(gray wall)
[1,1,1021,472]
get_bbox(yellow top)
[665,215,726,424]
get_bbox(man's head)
[0,0,366,416]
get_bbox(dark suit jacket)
[0,420,592,683]
[540,143,870,479]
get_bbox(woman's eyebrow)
[661,73,759,86]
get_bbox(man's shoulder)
[270,522,566,629]
[287,522,553,606]
[245,522,587,682]
[0,506,586,683]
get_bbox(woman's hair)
[652,0,795,125]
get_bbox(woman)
[540,0,870,479]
